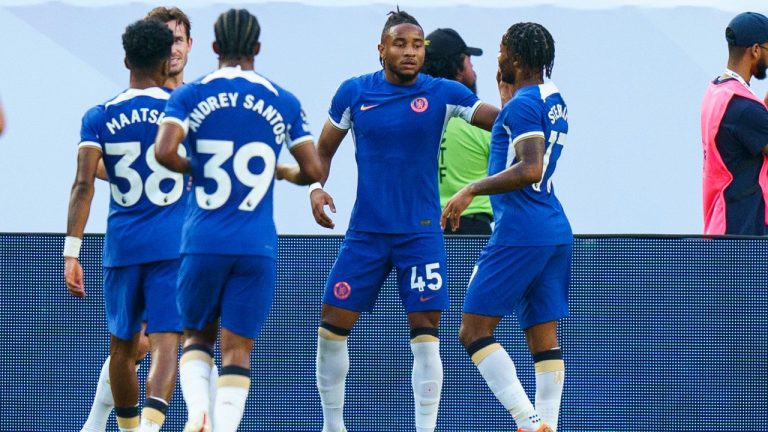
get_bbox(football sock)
[316,323,350,432]
[534,348,564,432]
[179,344,214,426]
[467,337,541,431]
[213,366,251,432]
[139,397,168,432]
[209,363,219,419]
[410,328,442,432]
[81,356,114,432]
[115,405,140,432]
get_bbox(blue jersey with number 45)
[79,87,186,267]
[329,70,481,233]
[488,82,572,246]
[163,66,313,258]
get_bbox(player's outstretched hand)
[310,188,336,229]
[64,257,86,298]
[441,186,475,232]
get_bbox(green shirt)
[438,117,493,216]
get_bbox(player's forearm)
[65,182,94,238]
[156,151,190,173]
[468,161,542,196]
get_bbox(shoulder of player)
[82,104,106,123]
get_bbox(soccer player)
[64,19,183,432]
[441,22,568,432]
[702,12,768,235]
[303,9,498,432]
[154,9,322,432]
[80,8,199,432]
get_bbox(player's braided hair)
[381,7,421,40]
[122,18,173,71]
[502,22,555,78]
[422,52,465,80]
[214,9,260,60]
[146,6,192,39]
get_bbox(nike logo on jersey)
[419,295,436,302]
[360,104,379,111]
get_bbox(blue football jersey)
[329,70,480,233]
[163,66,313,257]
[79,87,186,267]
[488,82,572,246]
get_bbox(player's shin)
[213,366,251,432]
[316,323,351,432]
[533,348,564,431]
[179,344,214,429]
[467,337,542,431]
[410,328,442,432]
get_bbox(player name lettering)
[105,108,165,134]
[188,92,240,133]
[243,94,287,144]
[548,104,567,124]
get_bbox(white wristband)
[63,236,82,259]
[308,182,323,196]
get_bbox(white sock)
[139,396,168,432]
[81,356,114,432]
[535,349,565,431]
[209,363,219,419]
[213,372,251,432]
[138,419,160,432]
[316,329,349,432]
[474,345,541,431]
[410,339,442,432]
[179,350,213,425]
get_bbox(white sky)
[0,0,766,11]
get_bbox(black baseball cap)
[425,28,483,58]
[726,12,768,47]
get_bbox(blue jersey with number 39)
[79,87,186,267]
[163,67,313,257]
[488,82,572,246]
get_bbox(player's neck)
[219,59,254,71]
[129,74,163,90]
[726,60,753,84]
[383,69,418,86]
[512,76,544,93]
[164,74,184,90]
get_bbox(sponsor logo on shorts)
[411,97,428,113]
[419,295,436,302]
[333,281,351,300]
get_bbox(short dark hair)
[122,18,173,71]
[146,6,191,39]
[502,22,555,78]
[381,7,421,41]
[214,9,261,60]
[422,52,465,80]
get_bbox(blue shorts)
[323,230,449,313]
[177,254,276,339]
[463,244,571,329]
[103,259,182,340]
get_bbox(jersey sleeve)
[442,79,482,123]
[504,97,546,147]
[78,106,104,152]
[161,83,195,137]
[731,97,768,156]
[328,78,356,130]
[285,94,314,149]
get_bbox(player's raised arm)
[469,102,500,132]
[64,146,102,298]
[154,121,189,173]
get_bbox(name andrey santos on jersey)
[187,92,288,142]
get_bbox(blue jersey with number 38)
[488,82,572,246]
[163,66,313,258]
[79,87,186,267]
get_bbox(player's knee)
[458,323,491,349]
[318,321,351,341]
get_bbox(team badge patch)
[333,281,351,300]
[410,97,428,113]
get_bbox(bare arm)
[310,120,348,228]
[275,140,323,185]
[470,102,500,132]
[95,158,108,181]
[64,147,101,297]
[441,136,544,230]
[154,122,189,173]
